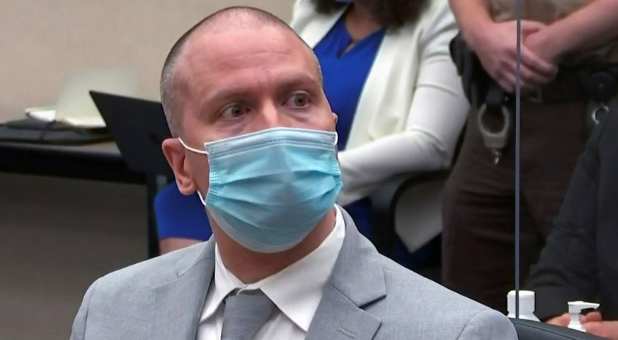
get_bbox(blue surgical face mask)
[179,127,342,253]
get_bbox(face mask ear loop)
[332,132,339,146]
[178,138,209,206]
[196,190,207,206]
[178,137,209,155]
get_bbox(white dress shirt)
[197,206,345,340]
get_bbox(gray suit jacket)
[70,210,517,339]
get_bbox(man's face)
[164,25,336,196]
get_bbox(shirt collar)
[200,243,246,322]
[200,206,346,332]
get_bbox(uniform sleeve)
[456,310,518,340]
[525,122,605,320]
[337,0,468,205]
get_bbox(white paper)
[25,106,56,122]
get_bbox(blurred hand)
[525,29,563,66]
[584,321,618,339]
[582,312,618,340]
[471,20,558,93]
[547,313,570,327]
[582,311,604,323]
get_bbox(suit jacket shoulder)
[71,209,516,340]
[70,242,213,340]
[88,241,208,298]
[375,256,516,339]
[306,209,517,340]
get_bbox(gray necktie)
[221,289,276,340]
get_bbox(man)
[525,109,618,339]
[70,7,516,340]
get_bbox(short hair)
[160,6,320,136]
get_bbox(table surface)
[0,139,144,184]
[0,113,121,159]
[0,115,158,257]
[0,140,121,158]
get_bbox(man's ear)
[162,138,197,195]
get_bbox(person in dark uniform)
[525,108,618,340]
[443,0,618,312]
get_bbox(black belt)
[579,65,618,103]
[525,70,586,103]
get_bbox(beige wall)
[0,0,293,121]
[0,3,293,339]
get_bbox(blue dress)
[155,17,385,242]
[155,183,212,240]
[314,18,385,238]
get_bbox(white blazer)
[291,0,469,251]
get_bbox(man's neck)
[212,208,337,284]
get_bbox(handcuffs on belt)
[449,34,616,165]
[477,67,618,165]
[477,85,511,165]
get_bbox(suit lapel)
[307,209,386,340]
[146,209,385,340]
[306,288,382,340]
[149,240,215,340]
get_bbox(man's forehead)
[175,25,319,86]
[187,25,305,62]
[193,27,293,57]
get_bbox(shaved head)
[160,5,336,223]
[160,6,321,136]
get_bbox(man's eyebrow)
[275,73,321,92]
[202,72,321,104]
[203,86,253,105]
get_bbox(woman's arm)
[525,0,618,63]
[448,0,556,92]
[448,0,493,50]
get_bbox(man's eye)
[220,104,247,120]
[285,92,311,109]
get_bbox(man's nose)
[255,101,293,130]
